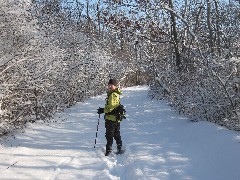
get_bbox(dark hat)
[108,79,118,86]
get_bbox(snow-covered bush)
[0,0,127,136]
[149,56,240,130]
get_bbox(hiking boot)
[105,149,112,156]
[117,144,122,152]
[105,145,112,156]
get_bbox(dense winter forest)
[0,0,239,136]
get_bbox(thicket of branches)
[0,0,132,136]
[146,1,240,130]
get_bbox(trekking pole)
[94,112,100,148]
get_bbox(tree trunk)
[214,0,222,56]
[86,0,91,35]
[169,0,181,70]
[206,0,214,54]
[97,0,101,37]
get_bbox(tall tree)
[168,0,181,70]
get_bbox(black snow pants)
[105,120,122,152]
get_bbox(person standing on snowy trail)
[97,79,123,156]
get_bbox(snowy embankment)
[0,86,240,180]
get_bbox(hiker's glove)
[97,108,104,114]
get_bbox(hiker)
[97,79,123,156]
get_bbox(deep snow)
[0,86,240,180]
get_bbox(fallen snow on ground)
[0,86,240,180]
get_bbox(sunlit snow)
[0,86,239,180]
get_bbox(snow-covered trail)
[0,86,240,180]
